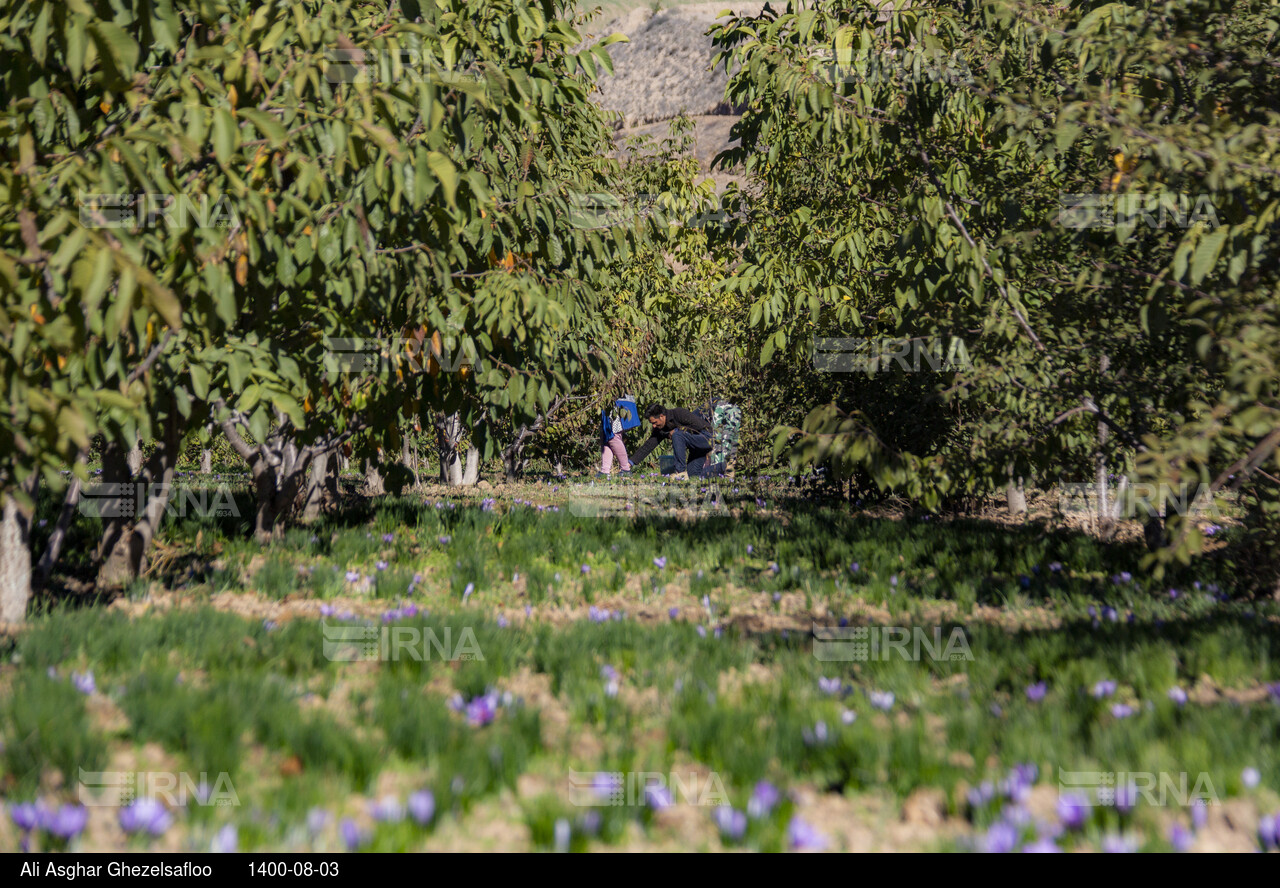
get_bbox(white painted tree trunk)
[200,448,212,473]
[1007,476,1026,516]
[462,447,480,486]
[0,490,34,624]
[127,444,143,476]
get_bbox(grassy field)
[2,474,1278,852]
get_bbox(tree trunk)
[364,458,386,496]
[1006,474,1026,517]
[300,450,330,523]
[462,447,480,486]
[0,476,37,624]
[1096,354,1114,537]
[98,407,184,588]
[127,444,143,477]
[436,413,464,485]
[34,471,83,593]
[200,448,212,474]
[401,436,416,481]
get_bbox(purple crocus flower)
[307,808,330,835]
[714,806,747,842]
[1166,821,1193,852]
[45,804,88,839]
[1242,767,1261,789]
[1023,837,1061,853]
[1168,686,1188,705]
[644,784,673,810]
[801,720,829,746]
[787,816,827,851]
[408,790,435,826]
[1114,783,1137,814]
[339,818,364,851]
[697,626,707,638]
[869,690,895,711]
[462,582,474,602]
[748,781,781,819]
[982,821,1019,853]
[581,564,590,574]
[668,607,679,619]
[496,614,509,628]
[10,802,41,832]
[1026,682,1047,702]
[1111,703,1136,719]
[119,798,172,836]
[850,562,860,573]
[1092,679,1117,698]
[1100,833,1137,853]
[553,818,571,853]
[600,665,619,681]
[375,560,388,571]
[71,671,95,695]
[1056,793,1088,830]
[438,535,451,545]
[211,823,238,853]
[818,677,843,696]
[345,570,360,583]
[1257,813,1277,849]
[653,557,667,569]
[967,782,996,809]
[371,795,404,822]
[465,694,497,727]
[382,533,395,543]
[1190,801,1208,831]
[841,709,857,725]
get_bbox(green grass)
[3,478,1277,851]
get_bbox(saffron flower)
[869,690,895,711]
[787,816,828,851]
[1169,822,1194,852]
[714,806,747,842]
[1026,682,1047,702]
[71,671,95,695]
[1168,687,1188,705]
[408,790,435,826]
[119,798,172,836]
[1056,794,1088,830]
[748,782,780,819]
[211,823,238,853]
[1092,679,1117,698]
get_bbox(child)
[598,396,638,478]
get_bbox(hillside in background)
[578,2,769,186]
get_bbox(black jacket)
[630,407,713,465]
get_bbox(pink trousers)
[601,436,631,472]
